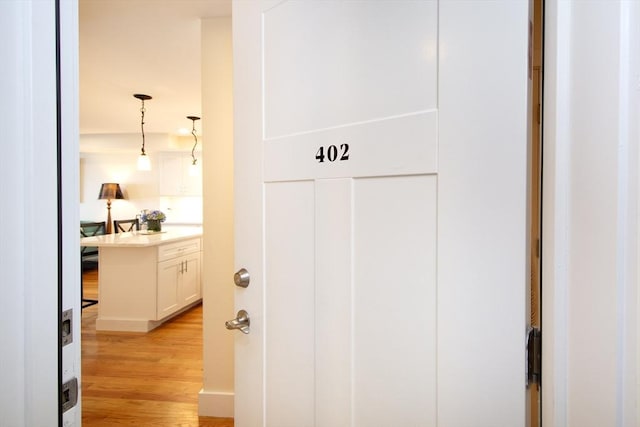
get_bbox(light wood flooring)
[81,268,234,427]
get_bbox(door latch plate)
[61,377,78,413]
[527,327,541,387]
[61,308,73,346]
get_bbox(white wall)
[80,151,160,221]
[199,16,235,417]
[80,132,199,153]
[80,133,203,225]
[543,1,640,426]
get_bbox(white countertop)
[80,226,202,248]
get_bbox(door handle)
[225,310,250,334]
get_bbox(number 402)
[315,144,350,163]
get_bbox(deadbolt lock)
[234,268,250,288]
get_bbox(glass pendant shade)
[137,152,151,171]
[188,161,200,176]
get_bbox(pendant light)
[187,115,201,176]
[134,93,152,171]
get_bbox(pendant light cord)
[191,120,198,166]
[187,116,200,166]
[140,100,147,155]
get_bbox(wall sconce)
[98,183,125,234]
[134,93,152,171]
[187,115,201,176]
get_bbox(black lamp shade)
[98,183,125,200]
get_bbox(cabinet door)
[180,253,201,305]
[157,258,181,319]
[158,154,183,196]
[158,152,202,196]
[182,156,202,196]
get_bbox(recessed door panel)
[315,178,353,426]
[263,0,437,139]
[265,181,315,426]
[353,175,437,425]
[264,175,437,425]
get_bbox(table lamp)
[98,183,124,234]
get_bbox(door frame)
[60,1,82,424]
[0,0,80,425]
[541,0,640,425]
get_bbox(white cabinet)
[158,152,202,196]
[157,251,201,319]
[156,238,202,319]
[94,234,202,332]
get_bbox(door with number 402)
[233,1,531,426]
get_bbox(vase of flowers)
[141,209,166,232]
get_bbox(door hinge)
[527,327,541,387]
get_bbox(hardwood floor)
[81,269,234,427]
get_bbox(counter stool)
[80,221,105,309]
[114,218,140,233]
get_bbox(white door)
[232,1,530,426]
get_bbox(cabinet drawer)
[158,238,201,262]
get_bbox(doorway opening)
[75,2,235,425]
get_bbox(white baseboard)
[95,301,202,332]
[95,318,157,332]
[198,389,234,418]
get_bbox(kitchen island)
[80,227,203,332]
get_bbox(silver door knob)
[234,268,250,288]
[225,309,250,334]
